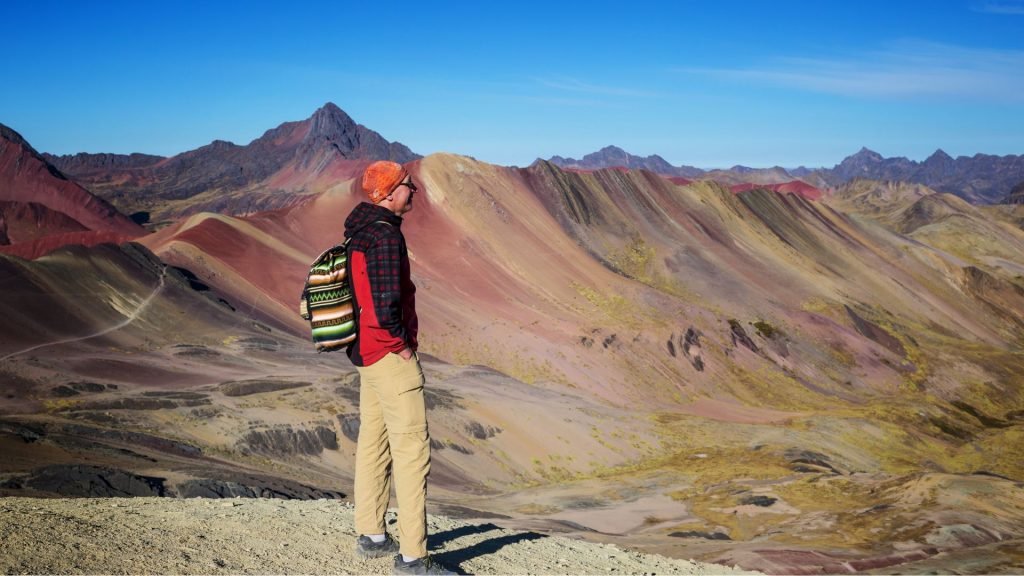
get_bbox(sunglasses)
[400,179,418,194]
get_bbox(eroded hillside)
[3,155,1024,574]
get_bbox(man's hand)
[398,347,414,361]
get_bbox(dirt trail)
[0,497,758,575]
[0,266,167,362]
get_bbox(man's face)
[391,178,417,215]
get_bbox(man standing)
[345,161,448,575]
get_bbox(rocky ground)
[0,497,758,575]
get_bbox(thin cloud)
[971,1,1024,14]
[535,77,658,98]
[481,91,629,109]
[685,40,1024,101]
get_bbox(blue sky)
[3,0,1023,168]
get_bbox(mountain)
[119,155,1024,572]
[822,147,1024,204]
[44,103,420,219]
[788,166,817,178]
[546,146,829,193]
[4,127,1024,572]
[826,179,1024,281]
[547,145,705,178]
[0,124,144,258]
[705,165,797,186]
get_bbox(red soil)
[730,180,822,200]
[0,201,88,244]
[0,133,144,256]
[0,231,140,260]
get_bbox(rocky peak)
[851,147,884,163]
[920,148,957,180]
[579,146,630,166]
[547,145,704,178]
[205,139,239,151]
[306,102,358,141]
[298,102,361,160]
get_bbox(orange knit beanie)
[361,161,409,204]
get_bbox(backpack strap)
[345,219,393,246]
[300,220,393,317]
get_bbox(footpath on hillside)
[0,497,758,575]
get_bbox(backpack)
[298,221,390,352]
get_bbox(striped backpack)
[298,221,389,352]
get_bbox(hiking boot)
[355,534,399,558]
[392,554,455,575]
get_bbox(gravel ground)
[0,497,758,575]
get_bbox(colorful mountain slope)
[728,180,823,200]
[0,124,144,257]
[827,179,1024,283]
[3,148,1024,573]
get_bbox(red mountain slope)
[729,180,823,200]
[0,124,144,256]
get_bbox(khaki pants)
[354,352,430,558]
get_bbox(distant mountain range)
[42,103,419,218]
[548,145,706,178]
[823,147,1024,204]
[548,145,1024,204]
[546,145,818,184]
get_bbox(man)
[345,160,449,575]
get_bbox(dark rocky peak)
[300,102,361,155]
[292,102,419,164]
[920,149,958,180]
[592,145,625,154]
[926,148,953,162]
[205,139,239,151]
[583,145,631,165]
[306,102,358,141]
[850,147,884,163]
[177,140,241,160]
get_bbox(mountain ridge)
[42,103,420,218]
[822,146,1024,204]
[547,144,1024,205]
[547,145,705,178]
